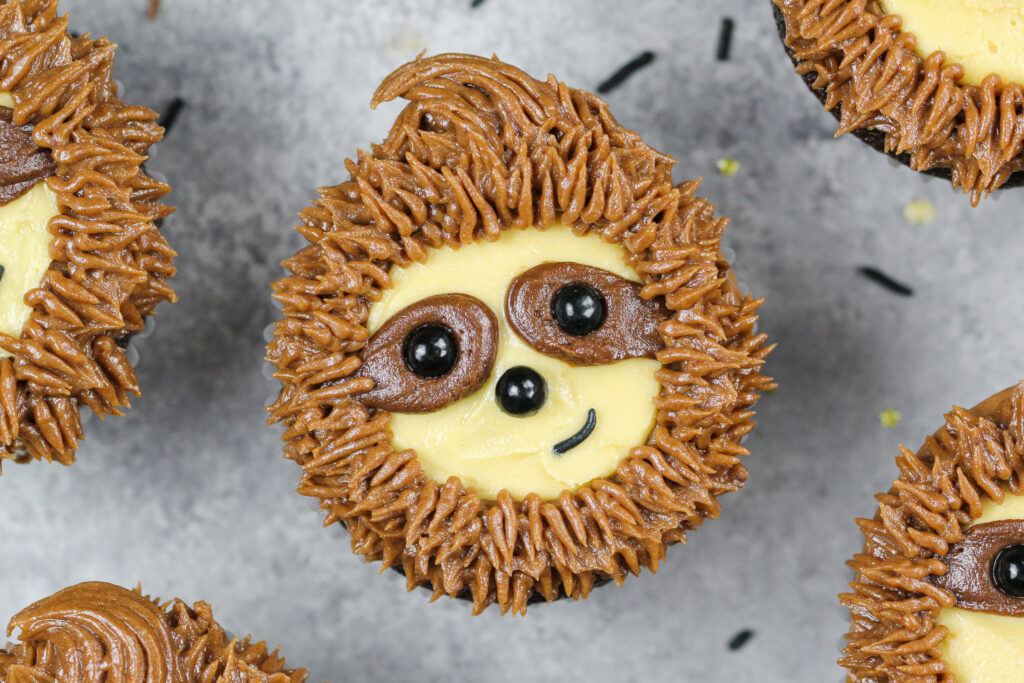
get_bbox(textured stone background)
[2,1,1023,681]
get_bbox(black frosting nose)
[495,366,546,416]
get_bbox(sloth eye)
[993,543,1024,598]
[505,262,667,366]
[551,282,606,337]
[358,294,498,414]
[403,323,458,379]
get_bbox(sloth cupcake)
[774,0,1024,204]
[267,54,773,614]
[0,582,306,682]
[842,383,1024,681]
[0,1,175,471]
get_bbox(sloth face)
[0,92,59,353]
[934,493,1024,681]
[361,224,662,500]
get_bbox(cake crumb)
[716,157,741,177]
[903,200,935,224]
[147,0,160,18]
[880,408,902,428]
[388,26,427,55]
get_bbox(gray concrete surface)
[2,1,1023,681]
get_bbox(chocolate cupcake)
[0,1,175,471]
[773,0,1024,204]
[0,582,306,682]
[841,383,1024,681]
[267,53,774,615]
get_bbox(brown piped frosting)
[0,0,176,471]
[0,582,307,683]
[266,53,774,615]
[840,383,1024,681]
[774,0,1024,204]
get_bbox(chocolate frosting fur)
[267,53,774,614]
[0,582,307,683]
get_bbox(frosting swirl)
[0,582,307,683]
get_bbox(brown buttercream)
[0,1,176,472]
[930,520,1024,616]
[0,108,54,206]
[840,383,1024,681]
[775,0,1024,204]
[0,582,307,683]
[505,262,666,366]
[357,293,498,413]
[267,53,774,615]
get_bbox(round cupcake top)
[0,0,176,472]
[842,383,1024,681]
[0,582,307,682]
[268,53,773,614]
[775,0,1024,203]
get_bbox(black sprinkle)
[728,629,755,651]
[471,0,486,6]
[0,264,4,285]
[717,18,735,61]
[157,97,186,135]
[857,266,915,297]
[597,51,656,95]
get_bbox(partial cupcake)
[267,53,774,614]
[0,1,175,471]
[841,383,1024,681]
[0,582,306,682]
[774,0,1024,204]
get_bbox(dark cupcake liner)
[770,2,1024,189]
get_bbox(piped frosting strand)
[267,54,774,615]
[0,582,307,683]
[775,0,1024,204]
[0,0,176,470]
[840,383,1024,682]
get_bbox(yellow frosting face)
[0,181,59,354]
[882,0,1024,85]
[938,492,1024,681]
[367,224,660,501]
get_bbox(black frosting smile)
[553,408,597,455]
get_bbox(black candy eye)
[992,543,1024,598]
[403,323,458,379]
[551,282,606,337]
[495,366,546,416]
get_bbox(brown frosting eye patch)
[505,262,667,366]
[0,107,55,206]
[358,293,498,413]
[931,519,1024,616]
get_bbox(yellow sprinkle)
[903,200,935,224]
[716,157,741,177]
[880,409,902,429]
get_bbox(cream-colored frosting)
[938,492,1024,681]
[0,180,58,354]
[368,224,660,501]
[882,0,1024,85]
